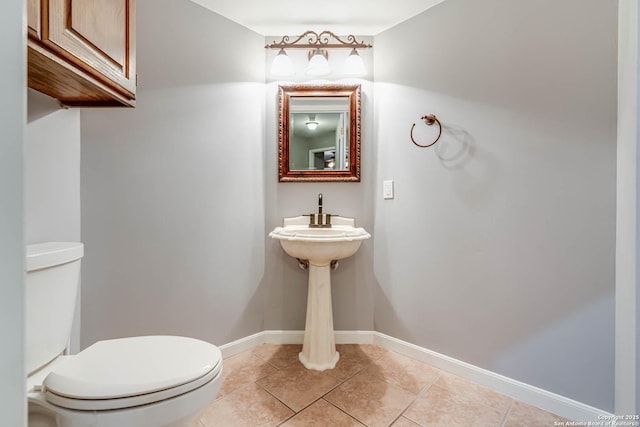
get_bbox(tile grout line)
[254,380,299,413]
[249,345,341,416]
[249,346,299,371]
[499,398,515,427]
[255,368,351,420]
[320,397,369,426]
[366,365,444,403]
[277,347,442,426]
[395,380,439,427]
[252,345,393,424]
[252,380,297,427]
[428,374,516,421]
[326,361,370,383]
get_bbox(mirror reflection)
[279,85,361,182]
[290,97,350,171]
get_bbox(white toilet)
[26,242,223,427]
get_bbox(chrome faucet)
[309,193,332,228]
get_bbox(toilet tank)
[25,242,84,375]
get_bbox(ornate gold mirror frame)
[278,84,361,182]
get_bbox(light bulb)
[306,49,331,76]
[270,48,294,76]
[343,49,366,75]
[306,121,319,130]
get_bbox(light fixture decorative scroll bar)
[266,30,372,76]
[265,30,372,51]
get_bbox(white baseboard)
[372,332,612,422]
[218,331,265,359]
[264,330,304,344]
[336,330,375,344]
[219,330,612,422]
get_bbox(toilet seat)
[42,336,222,411]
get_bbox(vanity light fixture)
[266,30,372,77]
[306,114,319,130]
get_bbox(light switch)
[383,180,394,199]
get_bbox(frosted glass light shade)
[307,50,331,76]
[270,49,294,76]
[306,121,319,130]
[343,49,366,75]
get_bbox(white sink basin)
[269,216,370,266]
[270,215,370,371]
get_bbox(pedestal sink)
[269,215,371,370]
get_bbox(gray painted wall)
[80,0,266,348]
[0,0,25,424]
[25,89,82,353]
[373,0,617,411]
[25,90,81,247]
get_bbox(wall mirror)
[278,84,361,182]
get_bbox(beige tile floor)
[195,344,569,427]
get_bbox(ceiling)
[189,0,446,36]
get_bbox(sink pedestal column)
[298,263,339,370]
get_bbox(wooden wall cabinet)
[28,0,136,107]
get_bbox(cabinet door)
[43,0,136,97]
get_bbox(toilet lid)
[43,336,222,411]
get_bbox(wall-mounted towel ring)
[410,114,442,148]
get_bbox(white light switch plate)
[383,180,394,199]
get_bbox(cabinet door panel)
[45,0,135,96]
[27,0,40,38]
